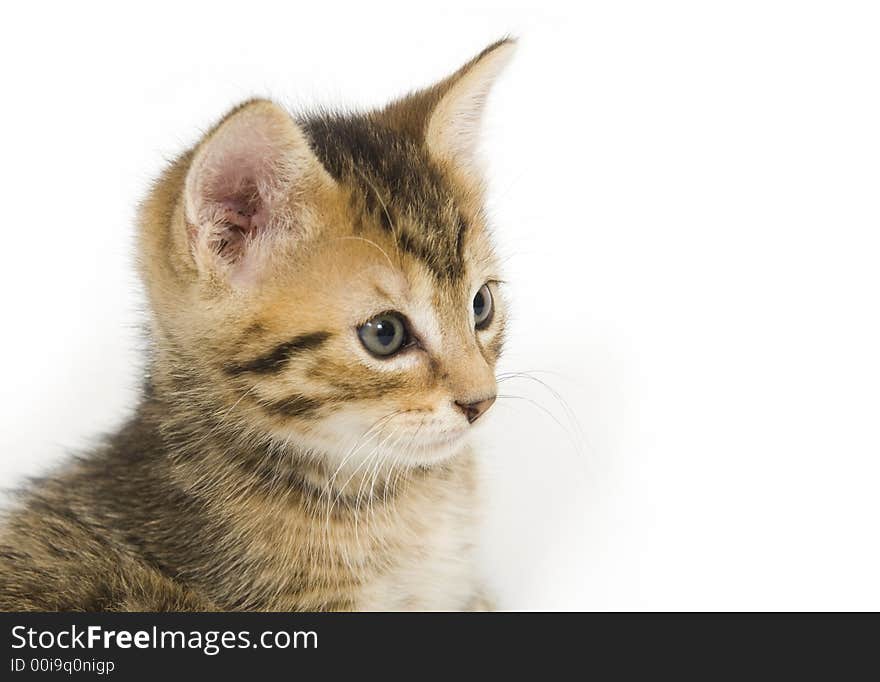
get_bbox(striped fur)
[0,39,515,611]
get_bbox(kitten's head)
[140,40,514,477]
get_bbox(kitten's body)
[0,40,513,611]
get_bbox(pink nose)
[455,396,497,424]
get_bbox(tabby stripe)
[262,394,324,419]
[225,331,331,376]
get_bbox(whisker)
[323,410,401,535]
[327,235,395,270]
[495,393,584,460]
[353,164,401,259]
[352,426,400,544]
[497,371,586,453]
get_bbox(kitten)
[0,39,514,611]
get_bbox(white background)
[2,1,879,610]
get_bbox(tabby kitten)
[0,39,514,611]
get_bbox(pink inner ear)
[200,147,277,259]
[187,103,307,272]
[218,197,268,233]
[207,146,273,227]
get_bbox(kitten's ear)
[415,39,516,176]
[184,99,333,285]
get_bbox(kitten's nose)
[455,396,497,424]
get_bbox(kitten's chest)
[357,494,479,611]
[245,457,480,611]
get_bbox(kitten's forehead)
[301,113,479,282]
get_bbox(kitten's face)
[141,40,514,477]
[237,210,505,473]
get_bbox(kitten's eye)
[473,284,494,329]
[358,313,408,357]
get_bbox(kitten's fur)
[0,39,513,611]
